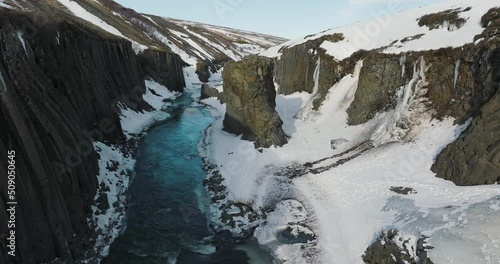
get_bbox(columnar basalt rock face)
[0,13,186,263]
[432,88,500,185]
[274,33,347,97]
[347,53,405,125]
[274,43,317,95]
[222,55,287,148]
[140,49,186,93]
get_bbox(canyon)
[0,0,499,263]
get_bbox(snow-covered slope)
[153,16,287,62]
[203,0,500,263]
[0,0,285,64]
[262,0,494,60]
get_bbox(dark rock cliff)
[432,39,500,185]
[196,59,224,83]
[140,49,186,93]
[347,53,404,125]
[0,12,185,264]
[222,55,287,148]
[274,35,360,110]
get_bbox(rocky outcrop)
[363,230,434,264]
[274,43,317,95]
[195,59,227,83]
[274,33,348,98]
[475,7,500,41]
[0,11,185,264]
[344,44,496,126]
[417,7,469,31]
[432,88,500,185]
[201,84,224,103]
[196,60,211,82]
[432,39,500,185]
[140,49,186,93]
[222,55,287,148]
[201,84,219,99]
[347,53,404,125]
[274,35,363,112]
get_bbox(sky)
[114,0,445,39]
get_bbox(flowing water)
[104,91,272,264]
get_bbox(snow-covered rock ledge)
[88,79,180,261]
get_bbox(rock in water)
[222,55,288,148]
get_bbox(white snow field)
[203,0,500,263]
[55,0,148,53]
[261,0,495,60]
[119,80,180,138]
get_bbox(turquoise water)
[104,93,264,263]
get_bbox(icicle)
[400,54,406,78]
[312,57,321,96]
[352,60,363,77]
[295,57,321,120]
[453,59,461,91]
[0,70,7,92]
[16,31,27,55]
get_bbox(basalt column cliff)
[0,9,185,264]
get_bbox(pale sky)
[115,0,445,39]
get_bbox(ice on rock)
[369,57,428,145]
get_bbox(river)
[104,86,272,263]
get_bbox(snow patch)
[91,141,134,257]
[119,80,179,138]
[142,14,159,27]
[0,0,12,9]
[453,59,461,91]
[169,29,214,60]
[56,0,147,54]
[255,199,310,244]
[183,27,241,61]
[57,0,125,37]
[0,70,7,91]
[16,31,27,55]
[149,29,197,65]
